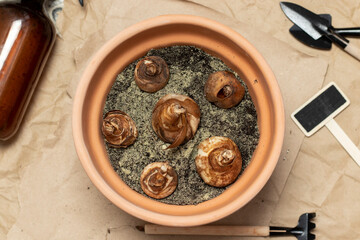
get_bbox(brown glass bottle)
[0,0,55,140]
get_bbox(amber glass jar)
[0,0,56,140]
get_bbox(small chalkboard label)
[291,82,349,136]
[291,82,360,167]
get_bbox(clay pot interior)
[73,15,284,226]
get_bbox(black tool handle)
[269,226,293,237]
[334,27,360,37]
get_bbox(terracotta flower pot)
[72,15,285,226]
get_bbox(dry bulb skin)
[152,94,201,148]
[204,71,245,108]
[134,56,170,93]
[101,110,138,148]
[195,136,242,187]
[140,162,178,199]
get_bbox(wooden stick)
[344,42,360,61]
[326,119,360,166]
[144,224,270,237]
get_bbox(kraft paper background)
[0,0,359,239]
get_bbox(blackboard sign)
[291,82,360,167]
[292,82,349,136]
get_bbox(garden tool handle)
[143,224,270,236]
[344,42,360,61]
[335,27,360,37]
[326,31,360,61]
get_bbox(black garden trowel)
[290,14,360,50]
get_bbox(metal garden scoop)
[280,2,360,60]
[290,14,360,50]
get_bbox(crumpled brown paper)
[1,0,359,239]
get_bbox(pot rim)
[72,14,285,226]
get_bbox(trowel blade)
[290,14,333,50]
